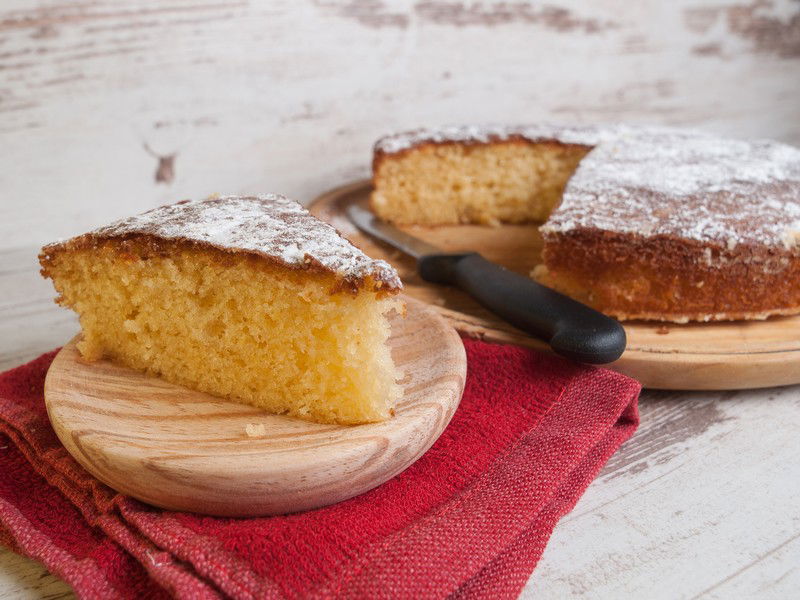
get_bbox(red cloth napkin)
[0,339,639,599]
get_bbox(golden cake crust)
[534,231,800,323]
[41,194,402,296]
[372,136,590,178]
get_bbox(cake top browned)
[376,124,800,252]
[44,194,402,293]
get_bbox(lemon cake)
[371,125,800,322]
[40,195,404,424]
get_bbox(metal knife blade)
[345,196,441,260]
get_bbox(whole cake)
[40,195,403,424]
[371,124,800,322]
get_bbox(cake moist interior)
[371,139,590,226]
[41,238,401,424]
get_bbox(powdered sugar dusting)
[376,123,800,250]
[88,194,402,290]
[374,123,613,154]
[546,127,800,249]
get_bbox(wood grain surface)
[43,296,465,517]
[309,180,800,391]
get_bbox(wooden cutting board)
[310,180,800,391]
[44,297,465,517]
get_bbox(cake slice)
[40,195,404,424]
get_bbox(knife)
[345,197,626,364]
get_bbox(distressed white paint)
[1,0,799,597]
[2,1,800,250]
[527,387,800,599]
[0,547,72,599]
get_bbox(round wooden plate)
[44,297,465,517]
[309,180,800,391]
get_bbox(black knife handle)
[417,252,626,364]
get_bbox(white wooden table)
[2,1,799,597]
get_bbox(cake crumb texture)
[41,235,402,425]
[372,140,589,225]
